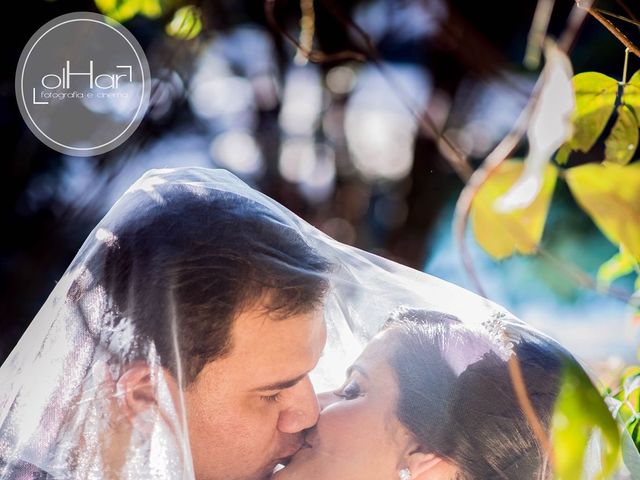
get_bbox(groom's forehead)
[192,307,325,394]
[226,304,326,366]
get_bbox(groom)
[100,171,331,480]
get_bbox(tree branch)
[576,0,640,57]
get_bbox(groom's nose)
[276,375,320,434]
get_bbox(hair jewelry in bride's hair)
[481,310,515,359]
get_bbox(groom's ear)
[116,362,159,419]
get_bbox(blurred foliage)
[557,72,618,163]
[565,163,640,261]
[95,0,165,22]
[95,0,202,40]
[557,69,640,166]
[597,249,638,292]
[165,5,202,40]
[469,65,640,478]
[605,104,638,166]
[470,160,557,259]
[607,364,640,477]
[471,71,640,301]
[552,360,620,480]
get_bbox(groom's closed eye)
[252,373,308,393]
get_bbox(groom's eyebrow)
[252,373,307,392]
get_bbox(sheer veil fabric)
[0,167,596,479]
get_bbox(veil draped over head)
[0,167,600,479]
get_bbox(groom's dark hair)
[91,183,330,386]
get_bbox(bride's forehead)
[355,331,400,364]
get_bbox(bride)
[0,167,605,479]
[273,307,564,480]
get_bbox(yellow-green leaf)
[95,0,165,20]
[95,0,141,23]
[140,0,163,18]
[95,0,118,12]
[552,360,620,480]
[621,429,640,479]
[622,366,640,388]
[623,373,640,412]
[555,144,572,165]
[605,105,638,165]
[566,72,618,153]
[166,5,202,40]
[597,248,637,287]
[470,160,557,260]
[622,69,640,117]
[565,163,640,260]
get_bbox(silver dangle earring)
[398,468,412,480]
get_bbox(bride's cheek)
[317,404,363,442]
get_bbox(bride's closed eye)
[334,380,364,400]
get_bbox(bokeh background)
[2,0,639,376]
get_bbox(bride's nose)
[317,390,338,411]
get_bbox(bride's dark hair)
[382,308,569,479]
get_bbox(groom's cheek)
[192,394,279,477]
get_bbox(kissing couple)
[0,167,597,479]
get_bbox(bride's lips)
[274,441,310,468]
[271,441,313,477]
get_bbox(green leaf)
[621,429,640,480]
[565,72,618,153]
[470,160,557,260]
[618,401,638,426]
[140,0,163,18]
[555,144,572,165]
[95,0,165,21]
[613,368,640,476]
[624,373,640,414]
[95,0,141,23]
[622,367,640,390]
[605,105,639,165]
[631,421,640,449]
[565,163,640,260]
[622,70,640,120]
[597,249,637,287]
[95,0,119,13]
[166,6,202,40]
[552,360,620,480]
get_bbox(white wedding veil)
[0,167,604,479]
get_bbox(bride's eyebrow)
[346,364,369,380]
[251,373,307,392]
